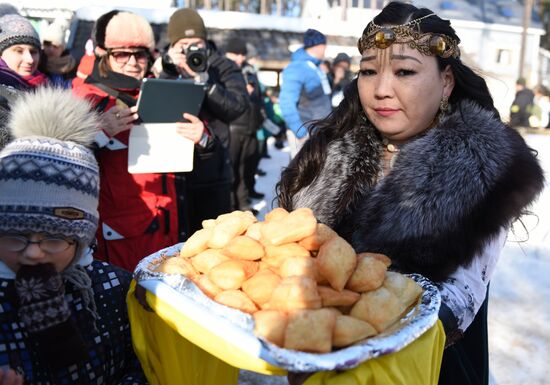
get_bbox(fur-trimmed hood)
[292,100,544,282]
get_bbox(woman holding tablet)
[73,11,205,271]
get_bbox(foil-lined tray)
[134,243,441,372]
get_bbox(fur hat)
[0,14,40,54]
[93,10,155,56]
[225,37,247,55]
[167,8,207,45]
[303,28,326,49]
[41,22,66,47]
[0,87,100,261]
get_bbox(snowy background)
[238,133,550,385]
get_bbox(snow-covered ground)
[239,133,550,385]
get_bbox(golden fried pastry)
[317,286,360,307]
[317,236,357,292]
[298,223,338,251]
[194,275,222,298]
[214,290,258,314]
[245,222,264,241]
[240,260,260,278]
[261,207,317,245]
[216,210,257,227]
[279,255,318,279]
[332,315,378,347]
[264,207,289,222]
[346,254,388,292]
[258,260,275,272]
[284,309,337,353]
[207,216,248,249]
[253,310,288,347]
[383,271,422,309]
[155,256,198,279]
[350,287,403,332]
[263,243,311,268]
[179,228,213,258]
[242,269,281,306]
[202,219,217,229]
[267,276,322,311]
[207,260,247,290]
[366,252,392,267]
[222,236,265,260]
[324,307,343,317]
[190,249,229,274]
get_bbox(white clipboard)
[128,123,194,174]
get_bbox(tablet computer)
[137,78,206,123]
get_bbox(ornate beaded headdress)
[358,13,460,59]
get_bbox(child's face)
[0,233,77,273]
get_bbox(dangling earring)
[439,97,449,115]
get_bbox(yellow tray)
[128,280,285,378]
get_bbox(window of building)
[496,48,512,65]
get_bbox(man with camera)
[156,8,250,238]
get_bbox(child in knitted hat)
[0,88,147,383]
[0,14,48,88]
[39,21,76,88]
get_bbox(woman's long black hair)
[277,1,499,210]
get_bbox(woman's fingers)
[182,112,199,123]
[103,106,137,136]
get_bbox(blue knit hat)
[303,28,326,48]
[0,88,100,260]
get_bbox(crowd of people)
[0,2,545,385]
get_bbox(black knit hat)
[168,8,207,46]
[334,52,351,65]
[225,37,247,55]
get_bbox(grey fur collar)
[292,100,544,281]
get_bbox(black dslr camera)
[183,44,208,73]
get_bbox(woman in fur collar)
[278,2,544,385]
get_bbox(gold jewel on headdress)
[358,13,460,59]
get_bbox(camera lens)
[185,44,208,72]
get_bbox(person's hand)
[167,46,198,78]
[102,106,138,137]
[287,372,313,385]
[0,368,24,385]
[246,84,254,95]
[134,284,154,312]
[176,113,205,144]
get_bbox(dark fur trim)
[293,101,544,282]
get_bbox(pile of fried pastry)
[155,207,422,353]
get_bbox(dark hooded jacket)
[290,100,544,283]
[159,49,249,238]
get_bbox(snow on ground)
[239,134,550,385]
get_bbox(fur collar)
[292,100,544,282]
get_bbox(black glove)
[15,263,88,370]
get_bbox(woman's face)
[0,233,77,273]
[1,44,40,76]
[358,44,454,143]
[108,47,149,80]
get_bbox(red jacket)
[73,82,179,271]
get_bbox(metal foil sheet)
[134,244,441,372]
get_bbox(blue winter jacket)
[279,48,332,139]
